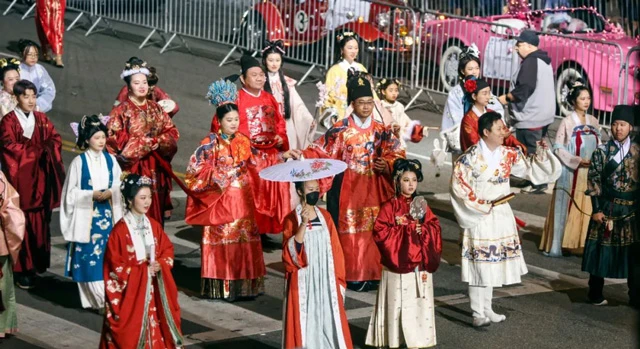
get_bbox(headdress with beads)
[206,79,238,107]
[120,60,150,80]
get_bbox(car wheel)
[241,12,266,52]
[555,66,584,117]
[439,44,463,92]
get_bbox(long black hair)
[262,40,291,120]
[457,45,481,84]
[76,115,108,150]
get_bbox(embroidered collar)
[242,88,261,98]
[613,137,631,163]
[472,105,486,117]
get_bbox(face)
[16,89,36,112]
[612,120,631,142]
[482,119,506,146]
[241,67,266,91]
[352,97,374,118]
[128,73,149,98]
[515,42,534,59]
[573,89,591,112]
[342,39,359,63]
[2,70,19,94]
[382,83,399,103]
[131,187,152,214]
[399,171,418,197]
[462,60,480,79]
[473,86,491,107]
[300,180,320,198]
[265,53,282,73]
[88,131,106,152]
[24,47,38,66]
[219,110,240,135]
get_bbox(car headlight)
[404,36,414,46]
[377,12,390,28]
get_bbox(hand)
[498,95,508,105]
[392,123,401,136]
[537,139,549,150]
[275,135,284,147]
[92,190,103,201]
[580,159,591,168]
[300,204,314,223]
[592,212,606,224]
[283,149,303,160]
[416,221,422,235]
[150,261,161,275]
[99,190,112,201]
[373,158,388,173]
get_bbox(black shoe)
[15,274,35,290]
[346,281,369,292]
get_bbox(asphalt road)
[0,2,638,348]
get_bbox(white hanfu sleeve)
[511,145,562,185]
[108,154,124,223]
[450,153,493,229]
[59,156,94,243]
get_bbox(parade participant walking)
[281,175,353,349]
[35,0,66,67]
[106,57,179,225]
[18,40,56,113]
[100,173,183,348]
[262,40,316,149]
[441,44,503,157]
[114,64,179,118]
[302,70,405,292]
[366,159,442,349]
[582,105,639,307]
[0,172,25,338]
[0,79,65,290]
[499,30,555,194]
[540,80,600,257]
[451,112,560,327]
[0,58,20,117]
[319,32,368,128]
[210,55,290,235]
[459,78,524,153]
[60,114,123,310]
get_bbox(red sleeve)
[153,104,179,160]
[460,113,479,152]
[323,208,346,287]
[282,211,307,272]
[373,200,422,273]
[40,112,65,209]
[115,85,128,105]
[269,94,289,151]
[411,124,425,143]
[504,134,527,155]
[420,207,442,273]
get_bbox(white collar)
[352,114,372,128]
[267,71,279,79]
[339,59,360,71]
[472,105,487,117]
[14,107,36,139]
[242,88,261,98]
[613,137,631,163]
[479,139,502,169]
[124,211,154,262]
[570,111,590,126]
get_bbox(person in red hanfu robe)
[282,179,353,349]
[35,0,66,68]
[366,159,442,349]
[459,77,525,153]
[101,174,183,349]
[211,55,290,235]
[0,79,64,290]
[107,57,179,225]
[302,70,405,292]
[114,66,180,118]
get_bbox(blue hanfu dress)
[60,150,122,309]
[541,112,600,256]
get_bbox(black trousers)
[588,243,640,302]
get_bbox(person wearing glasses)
[17,40,56,113]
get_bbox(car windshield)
[542,9,606,34]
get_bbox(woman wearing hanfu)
[17,40,56,113]
[60,115,123,309]
[106,57,179,225]
[35,0,66,67]
[114,64,180,118]
[540,81,600,257]
[451,112,560,327]
[186,79,300,300]
[0,58,20,118]
[0,172,25,338]
[262,40,316,149]
[366,159,442,349]
[582,105,640,307]
[100,173,183,349]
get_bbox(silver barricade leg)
[2,0,18,16]
[67,12,85,32]
[21,3,35,20]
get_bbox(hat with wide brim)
[259,159,348,182]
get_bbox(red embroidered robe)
[36,0,65,55]
[373,197,442,274]
[302,116,405,281]
[100,217,183,349]
[115,86,180,118]
[106,100,179,223]
[184,133,265,281]
[0,110,64,273]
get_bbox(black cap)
[515,30,539,47]
[611,105,635,125]
[347,70,373,104]
[240,55,261,75]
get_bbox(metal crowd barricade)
[623,46,640,106]
[2,0,35,20]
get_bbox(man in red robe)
[211,55,290,235]
[0,80,65,289]
[302,71,405,292]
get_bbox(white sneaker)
[485,310,506,323]
[472,317,491,327]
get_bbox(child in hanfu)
[366,159,442,349]
[60,114,123,310]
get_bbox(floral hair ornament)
[376,78,401,91]
[568,80,585,95]
[69,114,111,141]
[0,58,20,72]
[206,79,238,107]
[120,60,150,80]
[336,31,357,42]
[262,40,286,55]
[459,43,480,60]
[120,173,154,192]
[463,79,478,94]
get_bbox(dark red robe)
[36,0,65,55]
[106,100,179,223]
[115,86,180,118]
[0,110,64,273]
[100,216,183,349]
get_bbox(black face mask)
[305,191,320,206]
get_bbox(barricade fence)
[623,46,640,107]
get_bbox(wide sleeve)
[553,119,582,170]
[441,87,464,130]
[59,156,94,243]
[586,147,605,213]
[459,114,479,152]
[106,106,152,166]
[510,145,562,185]
[420,207,442,273]
[373,201,422,271]
[450,154,493,229]
[154,109,179,159]
[0,174,25,264]
[289,84,315,147]
[35,66,56,113]
[103,223,138,323]
[154,220,175,270]
[109,155,124,223]
[380,128,406,173]
[504,134,527,155]
[185,136,231,193]
[269,94,290,151]
[325,209,346,287]
[302,126,342,160]
[282,212,307,272]
[43,114,65,209]
[320,66,346,120]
